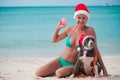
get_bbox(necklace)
[74,26,86,36]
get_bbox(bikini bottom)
[58,57,75,67]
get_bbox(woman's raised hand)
[57,18,67,29]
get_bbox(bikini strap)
[70,26,77,50]
[71,26,77,35]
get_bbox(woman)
[36,3,108,78]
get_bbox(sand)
[0,57,120,80]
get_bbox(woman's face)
[75,14,88,26]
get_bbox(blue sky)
[0,0,120,6]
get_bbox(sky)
[0,0,120,6]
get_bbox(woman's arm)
[51,20,72,43]
[95,48,108,76]
[89,27,108,76]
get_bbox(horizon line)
[0,5,120,7]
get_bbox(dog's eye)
[86,38,90,42]
[83,39,88,46]
[91,38,95,42]
[89,37,94,42]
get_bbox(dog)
[70,34,101,78]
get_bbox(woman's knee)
[55,69,63,78]
[55,67,73,78]
[55,69,69,78]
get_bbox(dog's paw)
[79,56,85,60]
[95,74,100,78]
[69,74,74,78]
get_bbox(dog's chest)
[80,49,95,57]
[79,49,95,75]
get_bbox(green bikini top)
[66,35,78,49]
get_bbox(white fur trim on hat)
[74,10,90,19]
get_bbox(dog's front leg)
[94,65,100,78]
[79,50,87,59]
[70,59,81,78]
[70,51,82,78]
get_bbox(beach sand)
[0,57,120,80]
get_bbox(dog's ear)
[77,46,84,52]
[81,46,84,51]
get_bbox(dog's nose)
[90,41,93,45]
[89,40,94,47]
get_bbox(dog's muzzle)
[88,40,94,47]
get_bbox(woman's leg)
[36,58,61,77]
[55,66,74,78]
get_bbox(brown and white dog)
[70,34,101,78]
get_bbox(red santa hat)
[74,3,90,19]
[78,33,94,47]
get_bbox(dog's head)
[78,34,95,51]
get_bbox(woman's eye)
[77,17,81,19]
[82,17,86,19]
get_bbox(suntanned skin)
[36,14,108,78]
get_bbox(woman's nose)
[79,18,83,22]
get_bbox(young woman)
[36,3,108,78]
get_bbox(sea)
[0,6,120,58]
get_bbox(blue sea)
[0,6,120,58]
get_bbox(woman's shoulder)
[86,26,96,35]
[66,26,75,33]
[87,26,94,30]
[66,26,74,30]
[86,26,95,32]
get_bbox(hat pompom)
[77,47,81,51]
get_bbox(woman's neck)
[76,25,86,32]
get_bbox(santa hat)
[79,33,95,47]
[74,3,90,19]
[77,34,94,51]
